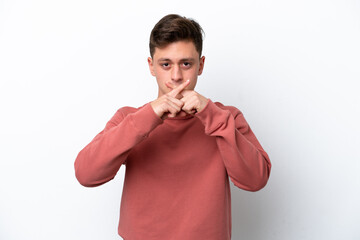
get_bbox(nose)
[171,65,183,82]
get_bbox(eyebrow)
[157,58,196,62]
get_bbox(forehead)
[153,40,200,60]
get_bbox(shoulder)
[213,101,243,117]
[213,101,250,130]
[116,106,140,116]
[109,104,147,125]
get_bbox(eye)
[161,62,170,69]
[182,62,191,68]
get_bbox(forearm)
[216,128,271,191]
[196,100,271,191]
[74,103,163,187]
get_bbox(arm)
[196,100,271,192]
[75,81,190,187]
[74,103,163,187]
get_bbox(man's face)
[148,40,205,97]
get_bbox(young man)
[75,14,271,240]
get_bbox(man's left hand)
[180,90,208,115]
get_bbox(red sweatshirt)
[75,99,271,240]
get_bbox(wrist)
[196,98,210,115]
[197,96,209,112]
[150,101,163,118]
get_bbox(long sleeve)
[74,103,163,187]
[195,100,271,191]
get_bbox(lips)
[165,82,175,90]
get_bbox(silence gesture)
[150,80,191,119]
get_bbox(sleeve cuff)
[195,99,231,135]
[128,103,163,137]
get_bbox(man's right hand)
[150,80,190,120]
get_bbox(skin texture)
[148,40,208,119]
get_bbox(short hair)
[149,14,204,58]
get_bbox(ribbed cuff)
[195,100,231,135]
[129,103,163,138]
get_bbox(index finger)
[169,80,190,97]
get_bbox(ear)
[198,56,205,75]
[148,57,156,76]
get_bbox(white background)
[1,0,359,239]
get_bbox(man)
[75,14,271,240]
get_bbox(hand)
[180,89,208,115]
[151,80,190,119]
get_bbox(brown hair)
[149,14,204,58]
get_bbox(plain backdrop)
[1,0,359,239]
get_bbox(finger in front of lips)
[165,82,174,90]
[168,80,190,97]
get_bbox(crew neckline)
[166,111,195,120]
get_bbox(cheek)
[154,70,167,80]
[188,79,197,89]
[186,69,198,80]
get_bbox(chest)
[127,118,220,170]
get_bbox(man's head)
[149,14,204,58]
[148,14,205,97]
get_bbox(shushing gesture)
[180,88,208,115]
[151,80,208,120]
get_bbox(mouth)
[165,82,175,90]
[165,81,191,92]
